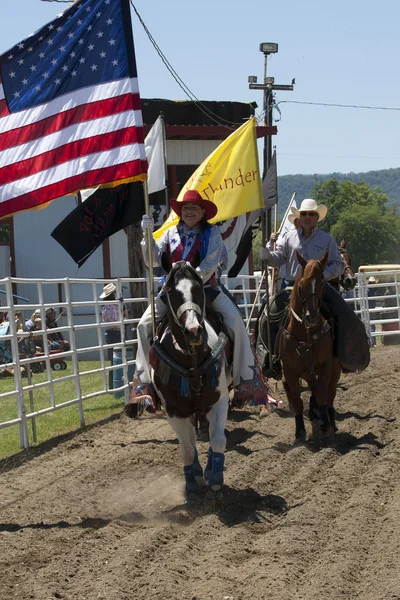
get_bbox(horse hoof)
[185,492,204,506]
[311,419,322,437]
[205,488,221,502]
[208,483,223,492]
[321,426,335,443]
[295,430,306,443]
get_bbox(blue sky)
[2,0,400,176]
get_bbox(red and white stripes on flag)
[0,77,146,218]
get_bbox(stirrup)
[125,380,157,416]
[264,359,282,380]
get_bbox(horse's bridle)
[164,265,206,329]
[293,260,324,327]
[338,247,355,281]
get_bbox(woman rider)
[130,189,270,410]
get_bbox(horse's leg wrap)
[328,407,337,432]
[184,450,206,495]
[319,405,331,433]
[295,414,306,441]
[308,394,319,421]
[204,447,213,481]
[207,451,225,491]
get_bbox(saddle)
[322,283,370,372]
[256,283,370,375]
[255,287,292,373]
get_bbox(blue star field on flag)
[1,0,134,113]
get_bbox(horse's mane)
[169,261,203,286]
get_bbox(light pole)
[249,42,294,240]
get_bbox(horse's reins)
[163,265,222,407]
[164,265,205,327]
[286,261,329,384]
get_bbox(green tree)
[331,204,400,270]
[251,229,263,271]
[312,179,388,233]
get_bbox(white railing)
[1,271,399,450]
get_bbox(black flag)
[51,182,145,268]
[228,150,277,277]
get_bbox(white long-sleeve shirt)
[263,227,344,282]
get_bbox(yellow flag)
[154,116,262,239]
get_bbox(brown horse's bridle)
[292,260,324,327]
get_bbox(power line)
[40,0,271,128]
[129,1,245,128]
[39,0,264,127]
[279,152,400,160]
[278,100,400,112]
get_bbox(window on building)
[0,220,11,244]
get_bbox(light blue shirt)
[141,223,224,283]
[264,227,344,282]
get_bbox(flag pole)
[262,192,296,373]
[270,202,278,296]
[143,179,156,336]
[159,112,170,214]
[270,191,296,294]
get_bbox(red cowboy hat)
[171,190,218,221]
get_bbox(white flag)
[280,199,297,235]
[145,115,166,195]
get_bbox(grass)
[0,361,127,460]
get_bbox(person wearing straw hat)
[259,199,344,378]
[100,283,128,389]
[130,189,271,412]
[258,198,370,377]
[260,199,344,285]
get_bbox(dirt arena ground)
[1,344,400,600]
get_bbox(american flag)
[0,0,147,219]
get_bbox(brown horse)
[281,252,341,442]
[330,239,357,293]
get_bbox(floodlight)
[259,42,278,54]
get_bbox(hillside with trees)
[253,177,400,271]
[278,167,400,217]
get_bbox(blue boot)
[207,452,225,491]
[184,450,206,497]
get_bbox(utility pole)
[248,43,294,241]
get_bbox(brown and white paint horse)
[149,253,232,501]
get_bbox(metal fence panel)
[1,271,399,450]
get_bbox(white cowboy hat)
[291,198,328,222]
[100,283,116,299]
[288,212,299,226]
[368,276,377,284]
